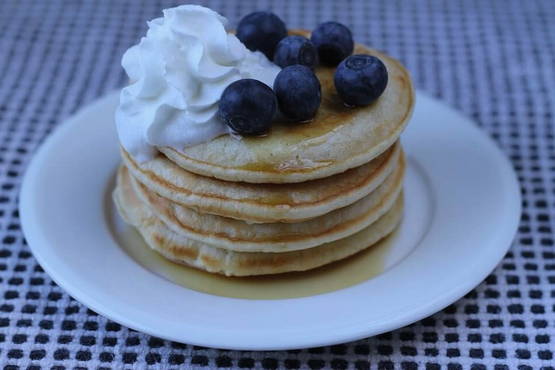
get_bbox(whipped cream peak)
[116,5,280,162]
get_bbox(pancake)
[114,167,404,276]
[122,142,401,223]
[158,30,414,183]
[124,153,404,252]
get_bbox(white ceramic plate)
[20,91,520,350]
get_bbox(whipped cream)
[116,5,281,162]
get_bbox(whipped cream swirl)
[116,5,281,162]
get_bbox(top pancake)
[159,30,414,183]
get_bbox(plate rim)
[19,90,521,350]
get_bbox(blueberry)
[310,21,354,66]
[218,79,277,136]
[237,11,287,59]
[334,54,388,106]
[274,65,321,122]
[273,36,318,68]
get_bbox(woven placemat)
[0,0,553,368]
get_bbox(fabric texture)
[0,0,554,368]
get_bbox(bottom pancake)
[114,166,404,276]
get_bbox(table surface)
[1,0,554,368]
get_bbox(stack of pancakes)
[114,35,414,277]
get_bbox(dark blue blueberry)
[274,65,321,122]
[237,11,287,59]
[273,35,318,68]
[218,79,277,136]
[310,21,354,66]
[334,54,388,106]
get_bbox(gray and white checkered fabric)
[0,0,554,368]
